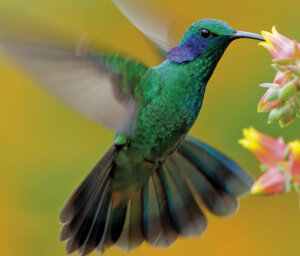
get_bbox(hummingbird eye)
[199,28,217,39]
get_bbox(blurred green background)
[1,0,300,255]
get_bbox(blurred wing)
[112,0,177,55]
[0,36,147,134]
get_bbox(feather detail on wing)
[0,34,147,134]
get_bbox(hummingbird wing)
[0,34,148,134]
[112,0,179,56]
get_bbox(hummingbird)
[0,4,264,256]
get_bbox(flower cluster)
[239,127,300,195]
[258,27,300,127]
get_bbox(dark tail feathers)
[59,136,253,255]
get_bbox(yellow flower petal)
[238,127,260,150]
[251,183,262,194]
[271,26,280,38]
[290,140,300,155]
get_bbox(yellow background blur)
[1,0,300,256]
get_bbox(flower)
[239,128,298,196]
[258,27,300,127]
[257,71,286,112]
[289,140,300,180]
[238,127,286,167]
[251,168,287,195]
[239,128,300,202]
[260,26,300,63]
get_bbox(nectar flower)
[239,128,300,203]
[257,27,300,127]
[260,26,300,62]
[238,127,286,167]
[258,27,300,127]
[251,168,286,195]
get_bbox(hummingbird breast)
[129,71,207,161]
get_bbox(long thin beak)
[231,31,265,41]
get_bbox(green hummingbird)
[0,4,264,256]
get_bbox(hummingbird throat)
[166,36,210,64]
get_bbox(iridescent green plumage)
[0,11,264,255]
[98,21,237,196]
[57,19,263,255]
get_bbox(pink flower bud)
[251,168,287,195]
[257,72,287,112]
[274,71,287,86]
[258,88,281,112]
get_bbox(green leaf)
[259,83,280,89]
[265,89,280,102]
[271,63,285,72]
[288,65,300,77]
[274,58,293,65]
[268,109,280,124]
[259,164,269,172]
[279,81,295,100]
[279,106,295,127]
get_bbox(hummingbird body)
[132,41,230,156]
[57,20,264,254]
[0,15,265,255]
[112,54,227,194]
[128,60,206,160]
[111,35,233,195]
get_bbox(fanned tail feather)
[159,162,207,237]
[142,171,178,247]
[179,136,254,197]
[59,146,117,255]
[168,151,238,216]
[115,190,143,251]
[59,136,253,255]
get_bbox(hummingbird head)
[166,18,264,64]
